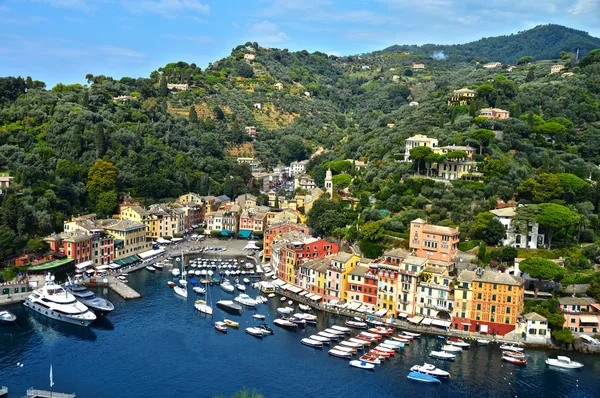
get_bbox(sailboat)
[174,252,188,298]
[195,268,213,315]
[178,251,188,287]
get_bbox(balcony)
[422,301,453,312]
[419,281,451,291]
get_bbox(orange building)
[45,231,93,265]
[409,218,459,261]
[262,222,310,261]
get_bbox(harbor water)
[1,259,599,398]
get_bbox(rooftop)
[490,207,517,217]
[303,257,330,273]
[403,256,428,266]
[406,134,437,142]
[349,264,370,277]
[523,312,547,322]
[423,266,446,275]
[102,218,146,232]
[558,297,597,306]
[331,252,356,263]
[384,247,410,259]
[458,269,525,286]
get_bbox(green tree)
[424,152,441,177]
[513,205,541,249]
[409,146,432,175]
[159,75,168,97]
[520,257,565,296]
[189,105,198,123]
[236,62,255,78]
[94,123,106,159]
[579,48,600,67]
[469,129,495,155]
[476,83,495,101]
[478,241,487,262]
[517,55,534,64]
[307,197,343,236]
[525,68,535,82]
[213,106,225,120]
[332,174,352,191]
[537,203,579,250]
[0,225,16,262]
[518,174,565,204]
[470,212,506,245]
[551,328,574,344]
[95,190,118,218]
[587,274,600,301]
[361,221,384,242]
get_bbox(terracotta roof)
[384,248,410,258]
[524,312,547,322]
[102,219,146,232]
[403,256,428,266]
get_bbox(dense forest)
[0,24,600,279]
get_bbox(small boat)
[448,338,470,349]
[441,344,462,353]
[370,349,392,358]
[430,351,455,361]
[243,278,250,284]
[294,313,317,324]
[252,314,265,320]
[368,328,390,336]
[328,349,352,358]
[288,317,306,327]
[349,338,370,346]
[276,307,293,315]
[224,319,239,328]
[117,275,128,281]
[174,285,187,298]
[195,300,213,315]
[280,297,286,302]
[189,279,198,286]
[503,351,526,358]
[288,300,293,305]
[167,281,175,288]
[359,355,381,365]
[146,265,156,272]
[268,293,276,298]
[0,307,16,323]
[234,294,258,307]
[324,328,346,336]
[332,345,357,354]
[273,318,298,329]
[383,340,405,349]
[499,344,524,352]
[245,327,264,338]
[193,286,206,295]
[216,300,242,314]
[301,338,323,348]
[398,334,413,341]
[171,268,180,277]
[477,339,491,345]
[331,325,351,334]
[402,331,421,338]
[407,371,441,384]
[221,282,234,293]
[258,324,274,335]
[502,355,528,365]
[545,356,584,369]
[310,335,331,344]
[341,340,364,349]
[345,320,368,329]
[178,279,188,287]
[376,344,398,352]
[318,331,339,340]
[153,263,163,269]
[410,363,451,378]
[349,360,375,370]
[215,321,227,333]
[365,319,385,327]
[359,332,382,340]
[299,304,311,312]
[391,336,410,344]
[235,284,246,292]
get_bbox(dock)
[84,277,141,300]
[23,388,75,398]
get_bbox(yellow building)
[376,263,400,315]
[101,219,150,259]
[327,253,360,302]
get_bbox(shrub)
[458,240,480,251]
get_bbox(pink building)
[559,297,600,334]
[409,218,459,262]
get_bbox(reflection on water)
[27,312,97,342]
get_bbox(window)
[479,282,482,288]
[476,304,481,311]
[493,284,497,289]
[477,293,482,299]
[507,296,511,303]
[506,307,511,314]
[463,291,467,299]
[491,316,495,322]
[492,294,496,301]
[491,305,496,314]
[505,318,510,324]
[508,286,512,292]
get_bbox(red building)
[263,222,310,261]
[45,231,93,265]
[347,262,379,311]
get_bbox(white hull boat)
[252,314,266,320]
[310,335,331,344]
[341,341,364,349]
[329,349,352,358]
[410,363,451,378]
[318,331,339,340]
[545,356,584,369]
[500,344,524,352]
[345,320,368,329]
[277,307,293,315]
[430,351,455,361]
[193,286,206,294]
[174,286,188,298]
[195,300,213,315]
[441,344,462,352]
[477,339,491,345]
[349,360,375,370]
[299,304,311,311]
[301,338,323,348]
[331,325,351,334]
[234,294,258,307]
[245,327,264,338]
[171,269,181,277]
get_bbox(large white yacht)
[23,275,97,327]
[63,280,115,316]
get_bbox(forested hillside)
[375,25,600,64]
[0,25,600,268]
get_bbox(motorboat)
[215,321,227,333]
[359,355,381,365]
[477,339,491,345]
[345,320,368,329]
[383,340,405,349]
[294,313,317,324]
[441,344,462,353]
[407,371,441,384]
[193,286,206,295]
[179,279,188,287]
[235,284,246,292]
[23,274,96,327]
[216,300,242,314]
[171,268,180,277]
[499,344,524,352]
[299,304,311,312]
[349,338,370,346]
[402,331,421,338]
[277,307,293,315]
[340,341,364,349]
[301,338,323,348]
[502,355,528,365]
[252,314,265,320]
[258,323,274,335]
[310,335,330,344]
[377,343,399,352]
[288,317,306,327]
[349,360,375,370]
[174,285,188,298]
[153,262,163,270]
[280,297,286,302]
[331,325,351,334]
[410,363,451,378]
[0,307,17,323]
[268,293,276,298]
[224,319,239,328]
[318,331,339,340]
[503,350,526,358]
[370,349,392,358]
[117,275,128,282]
[333,345,357,354]
[234,294,258,307]
[545,356,584,369]
[243,278,250,284]
[63,281,114,316]
[398,334,413,341]
[447,338,470,349]
[189,279,199,286]
[220,281,235,293]
[273,318,298,329]
[391,336,410,344]
[430,351,455,361]
[146,265,156,272]
[359,331,382,340]
[195,300,213,315]
[324,328,346,336]
[328,349,352,358]
[245,327,264,338]
[167,281,175,288]
[365,319,385,327]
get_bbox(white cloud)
[130,0,210,17]
[569,0,599,15]
[96,45,145,58]
[33,0,96,13]
[248,21,290,44]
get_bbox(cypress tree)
[525,68,535,82]
[159,75,168,97]
[189,105,198,123]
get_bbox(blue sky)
[0,0,599,87]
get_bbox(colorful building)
[414,265,455,322]
[376,262,400,316]
[347,262,378,312]
[102,219,150,260]
[409,218,459,261]
[262,222,309,262]
[326,252,360,303]
[448,88,475,106]
[44,231,93,265]
[397,255,428,316]
[558,297,600,334]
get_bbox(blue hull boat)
[407,371,441,384]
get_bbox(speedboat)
[333,345,357,354]
[301,338,323,348]
[430,351,455,361]
[441,344,462,353]
[252,314,265,320]
[146,265,156,272]
[273,318,298,329]
[499,344,524,352]
[299,304,311,312]
[268,293,276,298]
[331,325,351,334]
[318,331,339,340]
[503,351,526,358]
[195,300,213,315]
[345,320,368,329]
[234,294,258,307]
[193,286,206,295]
[328,349,352,358]
[359,354,381,365]
[245,327,264,338]
[477,339,491,345]
[365,319,385,327]
[220,281,234,293]
[350,338,370,346]
[545,356,584,369]
[280,297,286,302]
[403,331,421,338]
[215,321,227,333]
[340,341,363,349]
[310,335,330,344]
[258,323,274,335]
[324,328,346,336]
[224,319,239,328]
[410,363,451,378]
[0,307,17,323]
[243,278,250,284]
[167,281,175,288]
[174,285,188,298]
[63,281,114,316]
[153,262,163,270]
[171,268,180,277]
[288,317,306,327]
[23,274,96,327]
[391,336,410,344]
[216,300,242,314]
[277,307,293,315]
[447,338,470,349]
[235,284,246,292]
[502,355,528,365]
[349,360,375,370]
[383,340,404,349]
[407,371,441,384]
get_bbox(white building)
[289,160,308,177]
[414,265,454,322]
[515,312,550,344]
[403,134,439,162]
[489,207,544,249]
[325,169,333,198]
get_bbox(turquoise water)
[0,262,598,397]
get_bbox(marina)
[1,257,599,397]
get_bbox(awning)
[272,279,286,287]
[138,248,165,260]
[288,286,303,294]
[299,291,309,297]
[75,260,93,270]
[375,309,389,317]
[280,283,290,290]
[461,322,472,326]
[432,320,452,328]
[243,242,260,251]
[480,325,488,333]
[421,318,433,326]
[580,316,599,324]
[264,271,273,277]
[237,229,252,239]
[220,230,231,236]
[347,302,362,310]
[398,313,409,318]
[408,316,424,324]
[121,255,140,265]
[156,237,170,244]
[309,294,322,301]
[95,265,110,270]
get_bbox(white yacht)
[545,356,584,369]
[64,281,114,316]
[23,275,96,327]
[0,307,16,323]
[234,294,258,307]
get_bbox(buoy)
[20,364,23,367]
[16,362,20,366]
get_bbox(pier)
[84,277,141,300]
[23,388,75,398]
